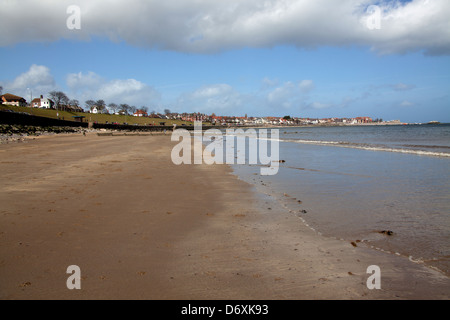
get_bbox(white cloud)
[400,100,414,107]
[175,78,317,115]
[177,84,245,113]
[65,71,160,107]
[267,82,296,104]
[0,64,56,99]
[261,77,279,89]
[191,84,233,99]
[308,101,332,109]
[265,80,315,109]
[299,80,315,93]
[66,71,102,91]
[0,0,449,55]
[392,83,416,91]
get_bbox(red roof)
[1,93,26,102]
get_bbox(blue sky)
[1,0,449,123]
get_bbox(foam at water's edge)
[281,138,450,157]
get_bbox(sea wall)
[0,110,221,132]
[0,110,89,128]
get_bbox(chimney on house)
[40,95,43,99]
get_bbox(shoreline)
[0,133,449,299]
[233,165,450,278]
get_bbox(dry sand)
[0,133,449,299]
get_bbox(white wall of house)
[3,101,25,107]
[40,98,52,109]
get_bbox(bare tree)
[0,85,3,95]
[141,106,148,113]
[130,105,137,114]
[108,103,119,114]
[85,100,96,112]
[96,99,106,112]
[164,108,171,115]
[120,103,130,115]
[49,91,69,111]
[69,99,79,107]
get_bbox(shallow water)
[225,125,450,276]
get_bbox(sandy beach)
[0,133,449,300]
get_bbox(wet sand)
[0,133,449,299]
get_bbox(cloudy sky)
[1,0,449,122]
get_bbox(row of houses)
[1,93,378,125]
[122,111,377,126]
[251,117,374,126]
[90,107,158,118]
[0,93,84,112]
[198,115,374,126]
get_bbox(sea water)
[229,124,450,276]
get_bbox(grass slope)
[0,105,197,126]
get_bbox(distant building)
[90,106,99,114]
[1,93,27,107]
[30,98,40,108]
[31,95,54,109]
[134,109,148,117]
[355,117,373,124]
[65,104,84,112]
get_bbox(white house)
[90,106,99,114]
[31,95,54,109]
[40,98,53,109]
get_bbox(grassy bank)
[0,105,197,126]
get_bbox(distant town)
[0,90,403,126]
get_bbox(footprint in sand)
[274,277,283,281]
[19,281,31,287]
